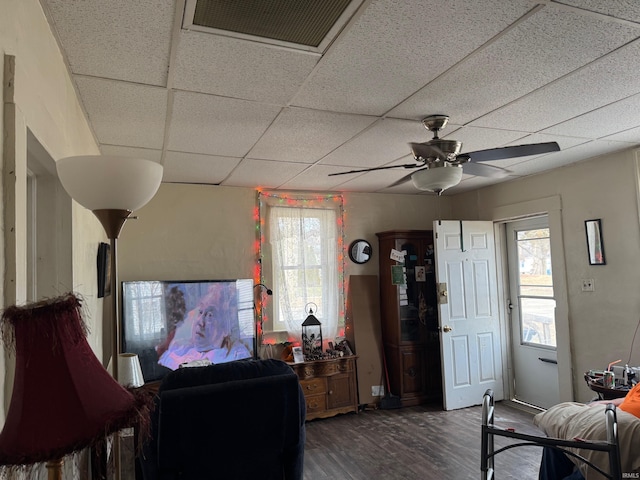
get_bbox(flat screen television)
[121,279,255,383]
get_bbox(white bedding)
[534,402,640,480]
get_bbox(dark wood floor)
[303,401,544,479]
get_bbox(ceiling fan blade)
[328,163,419,176]
[409,142,446,160]
[465,141,560,163]
[462,162,512,178]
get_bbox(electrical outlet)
[371,385,384,397]
[581,279,595,292]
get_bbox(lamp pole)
[56,155,163,480]
[93,209,131,480]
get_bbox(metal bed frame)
[481,389,622,480]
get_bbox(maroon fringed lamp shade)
[0,293,150,468]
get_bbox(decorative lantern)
[301,303,323,358]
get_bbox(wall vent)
[183,0,362,53]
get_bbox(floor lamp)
[56,155,163,478]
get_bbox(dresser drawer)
[305,394,327,415]
[300,377,327,396]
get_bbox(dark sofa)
[139,359,306,480]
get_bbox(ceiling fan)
[329,115,560,195]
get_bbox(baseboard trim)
[502,398,545,415]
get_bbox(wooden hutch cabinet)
[376,230,441,407]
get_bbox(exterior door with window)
[506,216,559,409]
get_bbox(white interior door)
[506,216,559,409]
[434,220,503,410]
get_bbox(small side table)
[584,373,630,400]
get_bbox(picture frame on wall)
[585,219,606,265]
[97,242,111,297]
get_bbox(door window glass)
[516,228,556,347]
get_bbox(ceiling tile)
[554,0,640,23]
[602,126,640,144]
[331,167,418,192]
[293,0,534,116]
[45,0,174,85]
[75,77,168,149]
[100,145,163,162]
[222,158,309,189]
[389,4,640,123]
[163,151,241,184]
[279,163,363,191]
[471,39,640,132]
[172,31,319,104]
[540,94,640,138]
[167,92,283,156]
[319,118,425,168]
[248,108,377,162]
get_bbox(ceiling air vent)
[183,0,362,53]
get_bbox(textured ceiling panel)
[319,118,425,168]
[279,163,364,191]
[248,108,377,162]
[44,0,174,86]
[470,39,640,132]
[163,151,240,184]
[331,166,419,193]
[75,77,168,149]
[191,0,352,47]
[554,0,640,23]
[389,5,640,123]
[292,0,535,116]
[167,92,282,156]
[603,126,640,143]
[39,0,640,195]
[222,158,309,188]
[541,94,640,139]
[172,31,319,103]
[100,145,163,163]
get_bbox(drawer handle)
[408,367,417,377]
[306,384,318,391]
[328,390,333,395]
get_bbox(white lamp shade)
[108,353,145,387]
[56,155,163,211]
[411,165,463,193]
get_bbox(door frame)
[491,195,573,404]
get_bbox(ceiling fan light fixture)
[411,164,463,194]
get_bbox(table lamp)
[108,353,145,388]
[0,294,152,480]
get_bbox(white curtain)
[268,204,341,346]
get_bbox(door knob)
[442,325,452,332]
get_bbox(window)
[513,225,556,347]
[259,192,344,346]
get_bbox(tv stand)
[288,356,358,421]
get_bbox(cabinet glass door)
[399,241,424,342]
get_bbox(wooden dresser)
[288,356,358,421]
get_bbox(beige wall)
[118,184,452,404]
[1,0,106,423]
[450,148,640,402]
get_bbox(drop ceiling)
[39,0,640,195]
